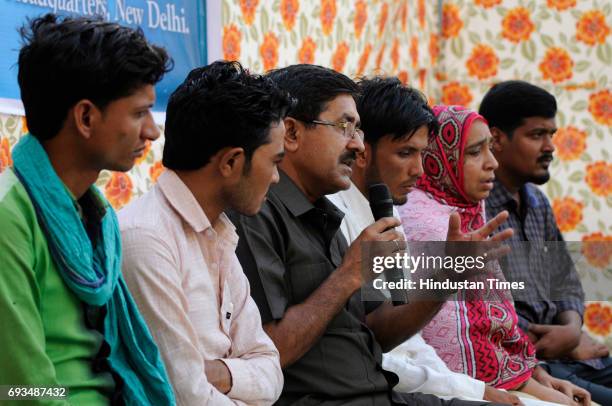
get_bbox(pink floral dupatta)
[398,105,537,389]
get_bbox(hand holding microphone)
[338,184,404,296]
[368,183,408,305]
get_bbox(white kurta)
[327,182,486,400]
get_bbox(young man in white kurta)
[327,182,486,401]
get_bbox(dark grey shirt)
[229,171,395,405]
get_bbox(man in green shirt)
[0,13,174,405]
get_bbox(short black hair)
[163,61,294,171]
[266,64,359,126]
[478,80,557,137]
[18,13,172,141]
[357,76,437,144]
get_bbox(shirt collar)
[157,170,237,243]
[522,184,540,208]
[271,170,317,217]
[488,179,539,209]
[488,180,516,209]
[272,170,345,221]
[332,181,373,221]
[345,181,371,216]
[62,182,106,222]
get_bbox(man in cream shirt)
[119,62,293,405]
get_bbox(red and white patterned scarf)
[417,105,486,232]
[402,105,538,390]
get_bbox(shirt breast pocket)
[288,262,334,303]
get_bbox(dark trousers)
[391,392,505,406]
[542,357,612,406]
[288,392,505,405]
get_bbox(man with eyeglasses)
[306,118,363,139]
[229,64,508,406]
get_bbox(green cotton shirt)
[0,168,115,405]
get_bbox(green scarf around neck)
[12,134,175,405]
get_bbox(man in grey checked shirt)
[481,80,612,405]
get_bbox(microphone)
[368,183,407,306]
[369,183,394,219]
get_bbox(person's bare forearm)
[264,267,359,368]
[366,300,444,352]
[205,359,232,394]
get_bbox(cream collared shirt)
[119,170,282,406]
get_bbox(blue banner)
[0,0,207,112]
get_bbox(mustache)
[339,151,357,164]
[537,153,554,162]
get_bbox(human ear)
[490,127,505,153]
[72,99,100,139]
[218,147,246,179]
[283,117,300,152]
[355,144,370,169]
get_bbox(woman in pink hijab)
[399,105,591,405]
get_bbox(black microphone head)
[368,183,394,220]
